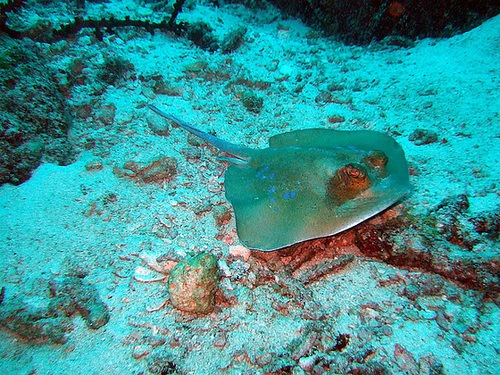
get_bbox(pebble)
[419,309,437,320]
[213,332,228,348]
[132,345,150,359]
[409,128,438,145]
[279,64,294,77]
[145,336,166,348]
[213,206,231,227]
[254,352,274,367]
[85,160,103,171]
[299,356,316,372]
[147,115,170,136]
[436,310,451,331]
[381,325,393,336]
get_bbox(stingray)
[148,105,411,251]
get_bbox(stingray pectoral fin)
[224,145,410,251]
[233,184,407,251]
[148,104,256,161]
[269,128,410,187]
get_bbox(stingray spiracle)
[362,150,389,177]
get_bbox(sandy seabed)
[0,1,499,374]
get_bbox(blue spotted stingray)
[149,105,411,251]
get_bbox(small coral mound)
[168,252,220,314]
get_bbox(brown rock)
[213,206,231,227]
[132,345,150,359]
[168,252,220,314]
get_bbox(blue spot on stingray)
[283,190,297,200]
[255,165,270,178]
[267,187,277,194]
[274,206,279,212]
[269,197,276,203]
[269,172,276,180]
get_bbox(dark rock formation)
[0,36,73,185]
[268,0,500,44]
[0,275,110,344]
[354,195,500,293]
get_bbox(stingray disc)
[225,129,411,251]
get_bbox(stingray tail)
[148,104,254,162]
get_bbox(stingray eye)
[346,164,365,179]
[347,166,360,177]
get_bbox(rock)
[0,36,73,185]
[470,210,500,239]
[186,22,219,52]
[241,90,264,114]
[48,276,110,330]
[299,355,316,372]
[168,252,220,314]
[213,206,232,227]
[315,90,333,104]
[261,355,296,375]
[145,335,167,348]
[354,200,500,292]
[328,115,346,123]
[394,344,419,374]
[349,361,391,375]
[97,56,135,86]
[408,129,438,145]
[294,254,355,284]
[213,332,228,348]
[95,104,116,126]
[404,274,444,300]
[404,283,421,301]
[147,353,181,374]
[451,337,466,354]
[418,274,444,296]
[0,307,72,344]
[85,160,103,171]
[0,274,109,344]
[150,75,182,96]
[118,156,177,184]
[221,26,247,54]
[147,115,171,137]
[132,345,150,359]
